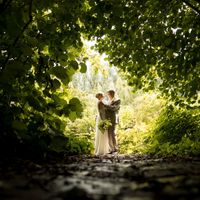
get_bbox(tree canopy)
[82,0,200,107]
[0,0,86,154]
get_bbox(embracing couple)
[95,90,121,156]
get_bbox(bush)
[147,106,200,156]
[118,128,149,154]
[117,93,164,154]
[63,113,95,155]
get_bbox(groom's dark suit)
[105,99,121,152]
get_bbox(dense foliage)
[117,93,164,154]
[148,106,200,156]
[0,0,86,156]
[83,0,200,106]
[0,0,200,157]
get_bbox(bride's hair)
[95,93,103,99]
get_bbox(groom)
[105,90,121,153]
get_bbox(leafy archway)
[0,0,199,156]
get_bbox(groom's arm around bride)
[105,99,121,112]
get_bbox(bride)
[94,93,110,156]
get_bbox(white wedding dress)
[95,100,110,156]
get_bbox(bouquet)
[98,119,112,133]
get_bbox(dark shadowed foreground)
[0,155,200,200]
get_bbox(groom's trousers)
[108,124,117,151]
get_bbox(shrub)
[148,106,200,156]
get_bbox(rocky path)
[0,155,200,200]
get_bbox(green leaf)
[52,94,67,105]
[52,79,61,90]
[62,105,70,116]
[27,96,45,112]
[49,66,69,84]
[69,97,81,105]
[49,66,66,79]
[59,54,68,66]
[70,60,79,70]
[166,49,173,59]
[68,104,77,111]
[43,89,51,97]
[80,62,87,73]
[68,97,83,117]
[66,67,76,76]
[69,111,77,121]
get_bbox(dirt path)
[0,155,200,200]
